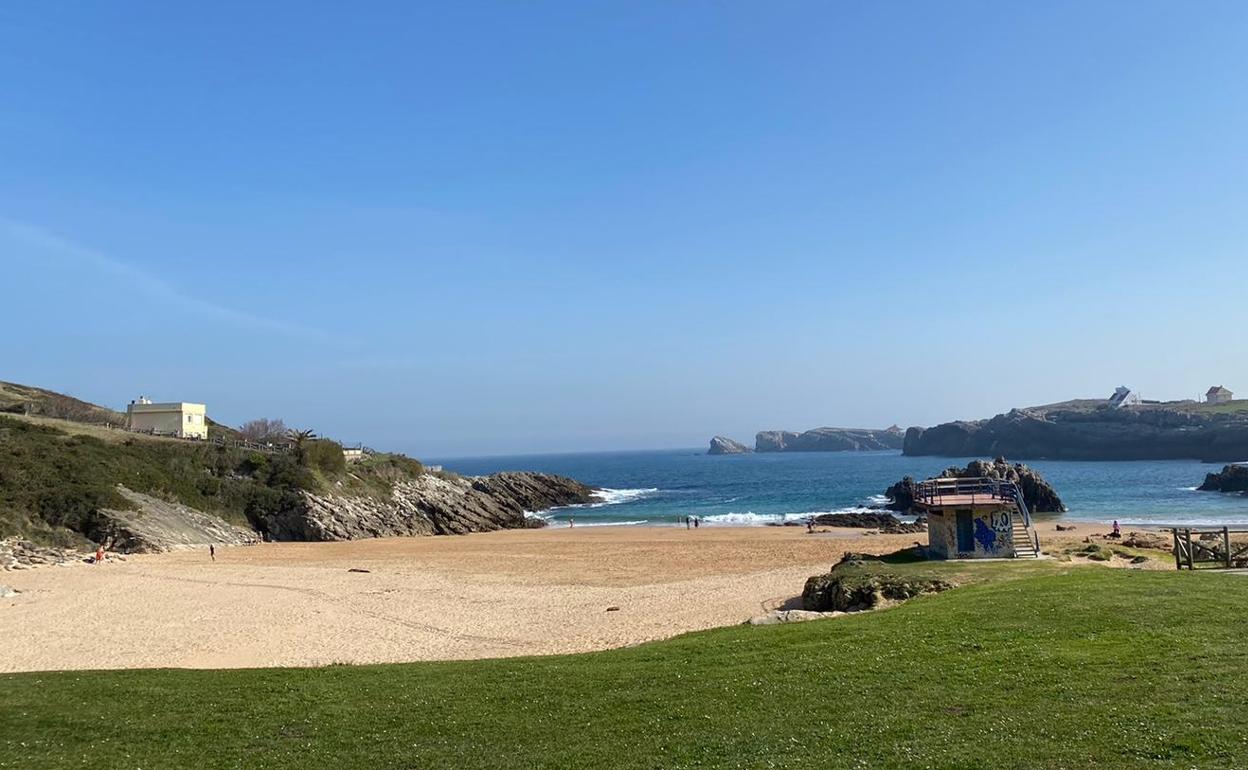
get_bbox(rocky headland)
[262,472,595,542]
[883,458,1066,514]
[1197,464,1248,494]
[904,399,1248,462]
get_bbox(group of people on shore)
[682,516,701,529]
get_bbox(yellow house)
[126,397,208,439]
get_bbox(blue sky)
[2,2,1246,456]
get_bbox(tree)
[286,428,317,464]
[240,418,288,444]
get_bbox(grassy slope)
[3,569,1247,769]
[0,415,423,545]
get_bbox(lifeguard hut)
[913,477,1040,559]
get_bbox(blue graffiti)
[974,519,998,551]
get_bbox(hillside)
[0,383,594,549]
[904,398,1248,461]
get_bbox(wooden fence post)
[1185,529,1194,570]
[1225,527,1233,569]
[1173,529,1182,570]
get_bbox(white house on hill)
[126,396,208,439]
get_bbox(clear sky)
[2,2,1246,457]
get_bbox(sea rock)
[258,472,595,542]
[809,512,925,534]
[95,486,259,553]
[1197,464,1248,494]
[903,401,1248,462]
[883,458,1065,514]
[755,427,904,453]
[707,436,752,455]
[802,563,953,612]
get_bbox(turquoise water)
[433,449,1248,528]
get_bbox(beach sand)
[1,522,1123,673]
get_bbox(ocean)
[432,449,1248,528]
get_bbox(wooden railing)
[1172,527,1248,570]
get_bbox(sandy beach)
[2,522,1124,673]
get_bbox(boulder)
[707,436,752,455]
[1197,464,1248,494]
[747,609,835,626]
[802,554,953,612]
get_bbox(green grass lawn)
[3,568,1247,769]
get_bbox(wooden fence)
[1172,527,1248,570]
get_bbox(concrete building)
[342,447,364,463]
[913,477,1039,559]
[126,397,208,439]
[1207,386,1234,404]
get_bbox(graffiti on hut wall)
[974,511,1014,554]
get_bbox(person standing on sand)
[686,516,691,530]
[693,516,700,529]
[94,544,104,565]
[209,544,215,561]
[569,516,574,528]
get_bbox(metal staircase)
[996,481,1042,558]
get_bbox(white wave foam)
[590,488,658,507]
[571,519,650,527]
[696,504,903,527]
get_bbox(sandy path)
[2,526,921,672]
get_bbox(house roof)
[1208,386,1233,395]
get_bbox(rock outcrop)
[810,511,925,534]
[708,436,752,455]
[884,458,1066,514]
[95,487,259,553]
[904,400,1248,462]
[1198,464,1248,494]
[258,472,596,542]
[802,553,952,612]
[1,537,83,571]
[754,426,904,453]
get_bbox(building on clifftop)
[914,476,1040,559]
[1207,386,1234,404]
[126,396,208,439]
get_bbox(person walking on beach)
[693,516,700,529]
[209,544,215,561]
[569,516,574,528]
[686,516,691,530]
[94,544,104,565]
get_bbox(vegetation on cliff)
[0,414,419,546]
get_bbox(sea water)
[432,449,1248,528]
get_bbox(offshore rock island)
[708,426,904,454]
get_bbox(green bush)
[301,439,346,475]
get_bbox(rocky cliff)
[1198,464,1248,494]
[754,426,904,453]
[258,471,596,542]
[903,401,1248,462]
[707,436,752,455]
[884,458,1066,514]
